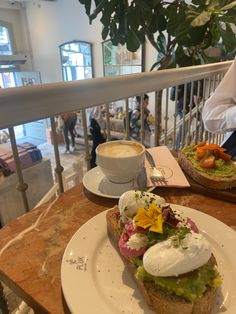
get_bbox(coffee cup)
[96,140,145,184]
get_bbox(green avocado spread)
[135,262,221,302]
[183,146,236,177]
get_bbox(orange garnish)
[195,143,232,164]
[193,141,206,151]
[199,155,216,168]
[199,144,225,152]
[196,148,205,159]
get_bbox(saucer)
[82,166,152,199]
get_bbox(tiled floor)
[38,141,88,181]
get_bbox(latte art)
[99,143,142,157]
[96,140,145,183]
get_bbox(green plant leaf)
[153,0,162,5]
[221,0,236,10]
[148,15,159,33]
[157,12,167,32]
[204,22,221,47]
[126,30,141,52]
[207,0,221,10]
[79,0,236,71]
[135,0,153,11]
[166,4,186,37]
[127,6,141,30]
[156,32,167,55]
[219,23,236,52]
[175,46,193,67]
[191,0,207,4]
[191,10,212,27]
[102,26,109,40]
[150,60,161,71]
[84,0,92,16]
[221,14,236,23]
[79,0,92,17]
[134,29,146,44]
[100,9,110,26]
[89,0,108,23]
[117,3,126,36]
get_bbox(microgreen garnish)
[139,189,148,194]
[135,192,139,200]
[171,227,191,249]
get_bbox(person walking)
[61,112,77,153]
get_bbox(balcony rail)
[0,60,233,224]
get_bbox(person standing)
[89,105,106,168]
[202,57,236,158]
[202,57,236,134]
[171,81,203,148]
[130,94,151,140]
[61,112,77,153]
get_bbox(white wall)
[0,0,157,83]
[25,0,105,83]
[25,0,157,83]
[0,0,157,118]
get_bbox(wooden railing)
[0,60,233,223]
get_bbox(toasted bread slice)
[106,206,218,314]
[178,149,236,190]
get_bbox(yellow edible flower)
[134,202,163,233]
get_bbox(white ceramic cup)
[96,140,145,184]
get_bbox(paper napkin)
[145,146,190,188]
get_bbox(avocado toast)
[178,142,236,189]
[106,190,221,314]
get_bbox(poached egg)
[118,190,166,218]
[143,232,212,277]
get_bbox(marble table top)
[0,183,235,313]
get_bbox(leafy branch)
[78,0,236,70]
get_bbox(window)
[0,24,15,71]
[102,40,145,113]
[102,40,144,77]
[59,41,93,81]
[0,25,12,55]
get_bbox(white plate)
[82,166,153,199]
[61,205,236,314]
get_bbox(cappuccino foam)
[99,143,142,157]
